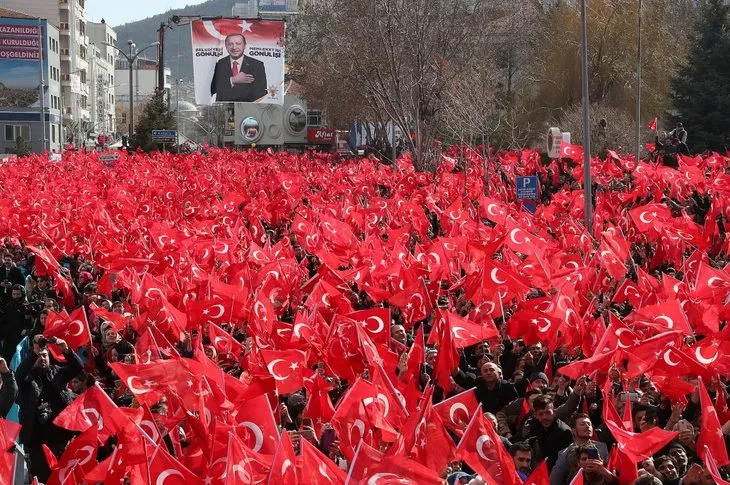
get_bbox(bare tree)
[291,0,499,169]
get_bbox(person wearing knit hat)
[529,372,549,390]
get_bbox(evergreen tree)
[669,0,730,153]
[131,91,176,152]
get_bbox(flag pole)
[635,0,642,164]
[580,0,593,234]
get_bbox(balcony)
[60,48,70,60]
[59,0,70,9]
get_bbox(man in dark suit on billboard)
[210,33,268,102]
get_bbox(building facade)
[114,56,170,135]
[87,20,115,134]
[1,0,92,145]
[0,9,62,153]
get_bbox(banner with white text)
[191,18,285,105]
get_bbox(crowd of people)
[0,144,727,485]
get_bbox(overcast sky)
[86,0,199,27]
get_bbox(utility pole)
[635,0,642,164]
[37,18,47,153]
[104,40,159,144]
[580,0,593,234]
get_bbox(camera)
[36,336,58,348]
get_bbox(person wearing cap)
[210,33,268,102]
[447,471,472,485]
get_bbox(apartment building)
[0,8,62,153]
[88,19,115,134]
[1,0,92,144]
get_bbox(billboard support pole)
[37,18,47,153]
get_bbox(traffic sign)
[516,176,539,201]
[152,130,177,143]
[98,153,120,162]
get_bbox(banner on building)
[191,18,285,105]
[0,18,47,109]
[259,0,288,12]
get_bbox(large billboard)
[191,18,285,106]
[0,18,46,109]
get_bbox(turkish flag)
[302,374,336,438]
[90,302,128,333]
[299,437,347,484]
[433,388,479,437]
[146,442,202,485]
[109,360,195,407]
[602,396,677,461]
[208,323,243,356]
[0,418,20,452]
[346,308,391,345]
[704,445,730,485]
[26,245,60,276]
[398,386,455,472]
[648,117,657,131]
[267,431,298,484]
[362,455,445,484]
[53,383,124,442]
[44,426,98,485]
[523,461,550,485]
[221,431,272,485]
[697,377,730,466]
[44,307,91,349]
[607,444,638,485]
[560,141,584,161]
[455,410,521,485]
[231,394,280,455]
[632,299,693,334]
[260,349,308,395]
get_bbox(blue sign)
[516,176,539,201]
[522,201,537,214]
[259,0,288,11]
[152,130,177,138]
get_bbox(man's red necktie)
[232,61,239,76]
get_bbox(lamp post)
[635,0,642,164]
[176,78,184,147]
[580,0,593,234]
[103,40,159,143]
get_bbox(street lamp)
[176,78,184,147]
[103,39,159,143]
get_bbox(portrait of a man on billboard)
[191,19,285,106]
[210,33,268,102]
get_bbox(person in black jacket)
[16,335,83,482]
[1,284,30,361]
[0,254,24,304]
[0,357,17,417]
[210,33,268,102]
[524,395,574,471]
[452,361,519,414]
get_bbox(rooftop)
[0,7,38,20]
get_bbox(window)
[51,125,56,143]
[240,117,262,142]
[79,45,86,60]
[5,125,30,142]
[80,70,86,84]
[307,109,324,127]
[80,95,87,109]
[286,105,307,134]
